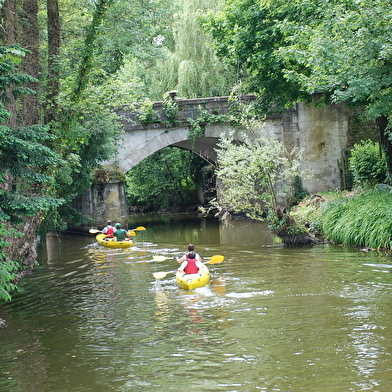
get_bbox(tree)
[277,0,392,178]
[0,46,65,300]
[20,0,40,125]
[45,0,61,124]
[0,0,18,45]
[115,0,236,100]
[201,0,318,111]
[348,140,387,188]
[148,0,236,99]
[204,0,392,179]
[210,123,316,245]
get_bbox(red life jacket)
[106,226,114,235]
[184,258,199,274]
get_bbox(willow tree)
[147,0,236,99]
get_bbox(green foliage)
[126,147,206,211]
[0,47,65,223]
[94,0,175,76]
[0,224,22,301]
[72,0,116,102]
[137,100,159,126]
[278,0,392,123]
[0,45,37,106]
[349,140,387,188]
[0,45,67,300]
[162,93,179,125]
[203,0,392,157]
[212,122,310,228]
[143,0,236,100]
[321,190,392,249]
[188,108,228,145]
[202,0,316,111]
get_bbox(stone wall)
[70,181,127,231]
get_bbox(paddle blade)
[153,271,169,279]
[129,231,136,236]
[89,229,101,234]
[153,256,167,262]
[153,269,177,279]
[206,255,224,264]
[134,226,146,231]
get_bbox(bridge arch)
[77,95,365,229]
[111,123,231,174]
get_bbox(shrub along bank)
[292,188,392,250]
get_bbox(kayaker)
[102,220,115,236]
[178,252,204,276]
[177,244,202,264]
[113,223,131,241]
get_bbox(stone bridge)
[76,94,353,228]
[107,94,256,172]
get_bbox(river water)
[1,215,392,392]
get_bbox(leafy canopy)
[278,0,392,123]
[203,0,392,123]
[0,46,65,222]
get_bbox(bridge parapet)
[115,94,256,131]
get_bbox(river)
[1,215,392,392]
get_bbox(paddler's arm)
[177,254,186,263]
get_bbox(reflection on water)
[1,216,392,391]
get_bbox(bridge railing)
[114,94,256,131]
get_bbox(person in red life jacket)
[102,220,116,240]
[176,244,202,264]
[178,251,204,276]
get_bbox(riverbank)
[291,187,392,251]
[129,187,392,251]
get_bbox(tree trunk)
[0,0,18,44]
[45,0,61,124]
[21,0,40,126]
[0,0,19,128]
[377,115,392,179]
[4,214,42,283]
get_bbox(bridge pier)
[71,180,128,231]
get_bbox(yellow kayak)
[175,265,210,290]
[96,234,133,248]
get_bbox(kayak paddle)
[89,226,146,235]
[152,254,224,262]
[153,255,169,262]
[152,255,224,279]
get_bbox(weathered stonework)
[78,95,376,227]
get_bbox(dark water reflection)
[1,216,392,391]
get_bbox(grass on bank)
[292,188,392,249]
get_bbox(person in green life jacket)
[113,223,131,241]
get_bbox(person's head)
[188,251,196,260]
[115,223,122,229]
[107,220,112,225]
[187,244,195,252]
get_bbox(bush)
[349,140,387,188]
